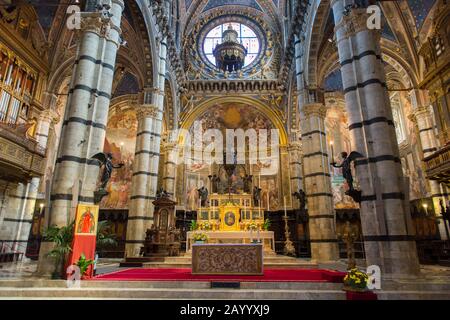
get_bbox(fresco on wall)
[100,110,137,209]
[185,102,279,207]
[402,152,428,200]
[331,165,359,209]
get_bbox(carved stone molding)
[135,104,160,120]
[184,79,284,95]
[334,8,381,43]
[39,109,60,125]
[409,105,433,123]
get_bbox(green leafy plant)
[343,268,369,291]
[76,253,95,276]
[193,231,208,242]
[263,218,271,231]
[96,220,118,255]
[189,220,198,231]
[43,220,75,279]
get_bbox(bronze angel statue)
[331,151,363,202]
[91,152,124,190]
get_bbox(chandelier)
[213,24,248,72]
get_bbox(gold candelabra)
[283,216,296,256]
[338,221,358,270]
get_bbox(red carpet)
[95,268,345,283]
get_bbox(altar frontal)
[192,243,263,275]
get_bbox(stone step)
[0,287,346,300]
[376,291,450,300]
[0,279,344,290]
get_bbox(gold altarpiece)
[186,194,275,254]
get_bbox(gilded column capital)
[80,14,110,35]
[410,105,432,122]
[303,103,328,119]
[135,104,160,120]
[334,8,381,43]
[39,109,60,125]
[79,13,122,47]
[288,141,302,152]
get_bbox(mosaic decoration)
[203,0,262,12]
[407,0,435,29]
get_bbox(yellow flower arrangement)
[193,231,208,242]
[343,268,369,291]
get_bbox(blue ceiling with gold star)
[407,0,436,29]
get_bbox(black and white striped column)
[301,103,339,262]
[295,32,338,261]
[410,105,447,239]
[125,36,167,257]
[37,1,124,275]
[162,142,178,197]
[288,141,303,208]
[0,109,58,254]
[332,0,420,276]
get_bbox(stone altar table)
[191,243,264,275]
[186,231,275,253]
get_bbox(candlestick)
[284,196,287,218]
[330,141,334,163]
[267,192,270,211]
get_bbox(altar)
[192,243,264,275]
[186,230,275,253]
[188,194,276,254]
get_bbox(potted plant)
[192,231,208,243]
[343,268,369,292]
[94,220,118,275]
[96,220,118,254]
[76,253,95,279]
[263,218,271,231]
[43,221,75,279]
[189,220,198,231]
[342,268,377,300]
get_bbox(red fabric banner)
[66,204,99,279]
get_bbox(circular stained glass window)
[203,22,261,68]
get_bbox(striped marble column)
[332,0,420,276]
[162,142,178,197]
[288,141,303,209]
[301,103,338,262]
[37,1,124,275]
[410,105,447,239]
[0,183,25,252]
[125,36,167,258]
[14,109,59,253]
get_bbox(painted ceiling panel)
[31,0,59,35]
[407,0,436,29]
